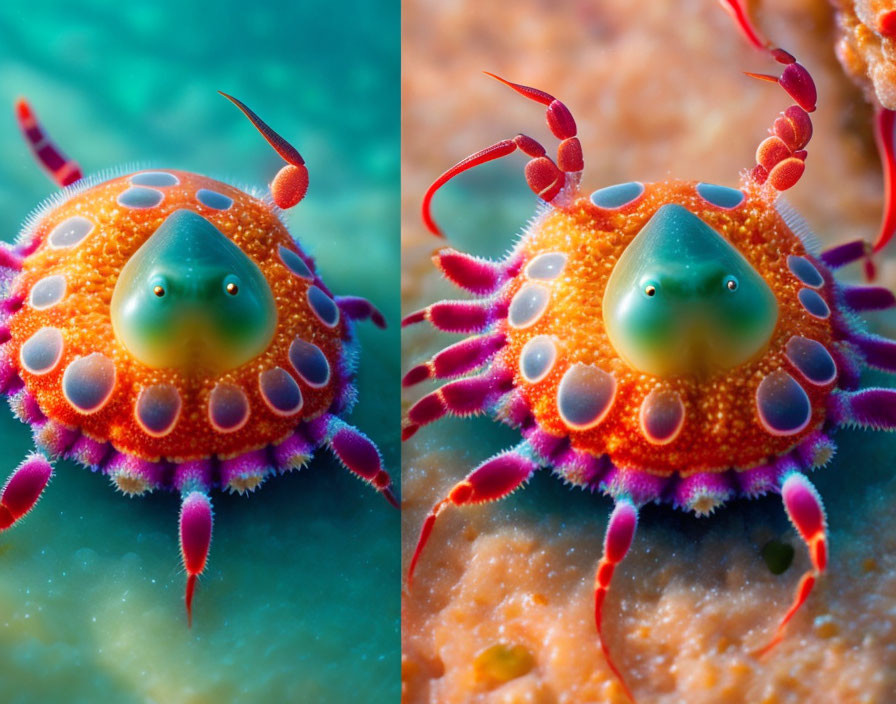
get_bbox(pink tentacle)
[325,416,398,508]
[335,296,387,328]
[401,299,505,333]
[402,333,506,386]
[179,491,213,628]
[0,454,52,530]
[14,98,83,187]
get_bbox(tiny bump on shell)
[130,172,179,187]
[508,283,550,329]
[785,336,837,386]
[307,286,340,327]
[755,369,812,436]
[258,367,303,416]
[62,353,117,414]
[135,384,182,437]
[196,188,234,210]
[525,252,567,281]
[20,327,64,375]
[589,182,644,209]
[519,335,557,383]
[798,288,831,319]
[208,383,250,433]
[29,274,66,310]
[289,337,331,388]
[117,186,164,209]
[787,255,824,288]
[639,388,685,444]
[557,363,616,430]
[696,182,745,209]
[48,215,93,249]
[278,245,313,279]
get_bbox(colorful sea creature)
[1,92,396,624]
[404,2,896,699]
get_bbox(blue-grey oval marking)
[279,245,313,279]
[520,335,557,383]
[289,338,330,388]
[696,182,745,209]
[20,327,64,375]
[557,363,616,430]
[196,188,233,210]
[787,255,824,288]
[525,252,567,281]
[590,182,645,210]
[208,383,250,432]
[48,216,93,249]
[785,336,837,386]
[508,283,550,329]
[755,369,811,436]
[117,187,164,209]
[798,288,830,319]
[136,384,182,437]
[29,275,66,309]
[307,286,340,327]
[130,172,179,187]
[259,367,303,416]
[62,353,116,414]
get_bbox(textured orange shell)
[7,170,344,462]
[496,179,837,476]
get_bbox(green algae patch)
[474,642,535,686]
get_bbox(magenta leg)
[829,388,896,428]
[335,296,386,329]
[325,416,398,508]
[402,333,506,386]
[820,239,871,269]
[179,492,213,627]
[847,332,896,373]
[401,299,500,333]
[433,248,510,295]
[594,500,638,703]
[403,369,513,440]
[756,473,827,656]
[407,446,537,585]
[0,454,52,530]
[842,285,896,311]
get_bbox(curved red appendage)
[335,296,387,329]
[328,420,399,509]
[179,492,213,627]
[719,0,767,50]
[0,454,52,530]
[407,449,536,586]
[218,91,309,210]
[400,299,496,333]
[402,333,507,387]
[594,500,638,704]
[755,473,827,657]
[15,99,83,187]
[873,109,896,253]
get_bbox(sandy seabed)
[402,1,896,702]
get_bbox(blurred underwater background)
[0,1,399,702]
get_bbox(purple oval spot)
[307,286,339,327]
[787,255,824,288]
[279,245,313,279]
[20,327,63,375]
[131,172,179,187]
[590,182,644,209]
[785,336,837,386]
[29,275,66,309]
[117,186,164,209]
[520,335,556,383]
[289,338,330,388]
[508,283,549,329]
[798,288,830,319]
[48,216,93,249]
[196,188,233,210]
[640,388,685,444]
[62,353,116,413]
[525,252,567,280]
[208,383,249,432]
[557,363,616,430]
[259,367,303,416]
[756,369,811,436]
[135,384,182,437]
[696,182,745,209]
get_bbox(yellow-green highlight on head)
[111,209,277,374]
[602,204,778,379]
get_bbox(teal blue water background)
[0,1,399,702]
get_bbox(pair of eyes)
[151,275,241,298]
[642,276,739,297]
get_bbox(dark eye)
[643,280,658,297]
[223,274,241,296]
[725,276,739,292]
[226,282,239,295]
[151,276,168,297]
[153,285,165,297]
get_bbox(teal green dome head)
[111,209,277,374]
[602,203,778,379]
